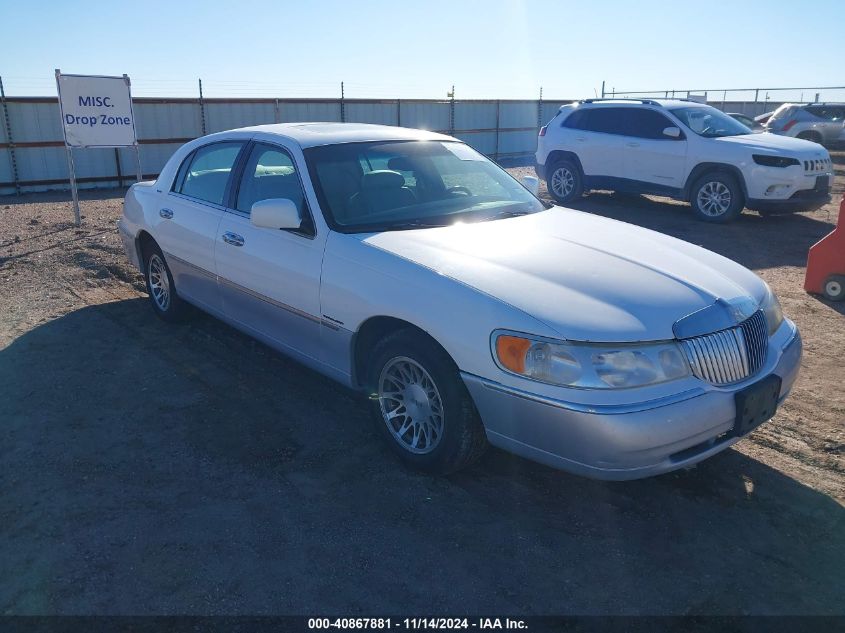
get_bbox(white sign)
[56,73,138,147]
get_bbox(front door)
[214,142,325,362]
[620,109,687,191]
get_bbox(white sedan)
[119,123,802,479]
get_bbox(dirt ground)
[1,155,843,615]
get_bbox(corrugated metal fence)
[0,96,571,195]
[0,96,785,196]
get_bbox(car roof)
[231,122,454,148]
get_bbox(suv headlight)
[493,332,690,389]
[760,283,784,335]
[752,154,800,168]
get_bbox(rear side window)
[583,107,629,135]
[562,109,589,130]
[175,142,244,205]
[806,105,845,121]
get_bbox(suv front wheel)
[546,158,583,204]
[689,172,744,223]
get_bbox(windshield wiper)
[383,220,448,231]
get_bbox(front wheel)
[689,172,744,223]
[546,158,583,204]
[367,330,488,474]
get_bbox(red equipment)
[804,196,845,301]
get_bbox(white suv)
[535,99,833,222]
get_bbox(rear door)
[620,108,688,191]
[214,141,326,361]
[563,106,627,178]
[156,140,246,313]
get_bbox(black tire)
[823,275,845,301]
[797,131,823,145]
[367,329,488,474]
[689,172,745,223]
[545,157,583,204]
[142,240,190,322]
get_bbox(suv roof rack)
[580,98,662,106]
[577,97,710,107]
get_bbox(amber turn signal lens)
[496,335,532,373]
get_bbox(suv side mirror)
[521,175,540,197]
[663,126,682,139]
[251,198,302,230]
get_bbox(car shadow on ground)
[2,298,843,614]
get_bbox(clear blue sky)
[2,0,843,101]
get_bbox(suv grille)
[680,311,768,385]
[804,158,832,173]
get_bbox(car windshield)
[669,106,753,138]
[304,140,545,233]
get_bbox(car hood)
[714,132,828,154]
[357,208,766,342]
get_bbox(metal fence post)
[601,81,605,98]
[494,99,500,162]
[754,89,759,103]
[537,86,543,130]
[198,78,207,134]
[396,98,401,126]
[340,82,345,122]
[274,98,281,123]
[114,148,123,188]
[0,76,21,195]
[448,85,455,135]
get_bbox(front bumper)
[746,189,832,213]
[462,322,802,480]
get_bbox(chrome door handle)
[576,137,587,142]
[159,208,174,219]
[222,232,244,247]
[627,142,640,147]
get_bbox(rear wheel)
[823,275,845,301]
[689,172,744,223]
[142,241,190,322]
[367,329,487,474]
[546,157,583,204]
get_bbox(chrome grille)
[680,311,769,385]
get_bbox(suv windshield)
[669,106,753,138]
[304,140,544,233]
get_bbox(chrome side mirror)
[663,126,682,139]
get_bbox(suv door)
[214,141,325,361]
[562,106,627,179]
[620,108,688,191]
[157,140,246,313]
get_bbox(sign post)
[55,70,140,226]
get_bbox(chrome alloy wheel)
[148,253,171,311]
[550,166,575,198]
[378,356,445,455]
[697,181,732,217]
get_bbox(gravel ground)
[0,156,843,615]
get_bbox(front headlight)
[760,283,784,335]
[493,332,690,389]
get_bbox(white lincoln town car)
[118,123,802,479]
